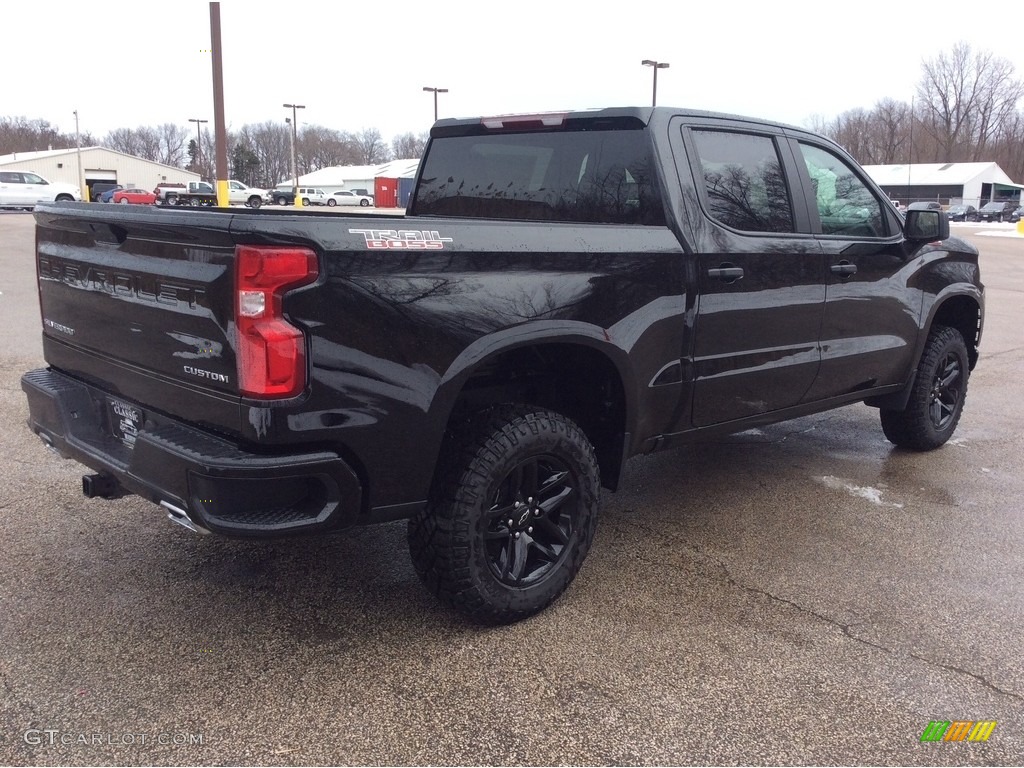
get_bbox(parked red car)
[112,188,157,205]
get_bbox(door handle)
[708,265,744,282]
[830,261,857,277]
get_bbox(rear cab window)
[412,120,666,225]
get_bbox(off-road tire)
[409,405,600,624]
[881,325,969,450]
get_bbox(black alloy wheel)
[483,453,577,588]
[880,325,969,450]
[409,405,600,624]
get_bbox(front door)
[792,141,920,401]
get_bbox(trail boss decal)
[349,229,453,250]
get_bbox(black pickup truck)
[22,107,984,623]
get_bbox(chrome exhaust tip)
[160,500,211,535]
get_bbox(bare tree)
[917,42,1024,161]
[241,121,293,188]
[0,116,94,155]
[298,125,360,172]
[391,132,428,160]
[353,128,392,164]
[156,123,189,168]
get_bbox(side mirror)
[904,203,950,242]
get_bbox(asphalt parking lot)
[0,213,1022,766]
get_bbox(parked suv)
[267,187,328,206]
[977,200,1016,222]
[946,204,978,222]
[0,171,80,208]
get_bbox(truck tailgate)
[34,205,242,430]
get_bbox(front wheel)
[119,198,129,204]
[880,325,970,450]
[409,405,600,624]
[248,196,262,209]
[326,198,337,207]
[360,199,370,207]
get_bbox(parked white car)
[227,180,267,208]
[0,170,81,208]
[327,190,375,207]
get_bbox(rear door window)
[413,129,666,225]
[690,129,795,233]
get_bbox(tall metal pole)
[73,110,85,201]
[209,2,228,206]
[285,117,296,205]
[188,118,208,178]
[283,103,305,207]
[908,96,914,205]
[641,60,670,107]
[422,87,448,122]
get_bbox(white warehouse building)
[274,159,421,195]
[862,161,1023,208]
[0,147,199,201]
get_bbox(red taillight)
[235,245,319,398]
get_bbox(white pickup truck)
[227,180,267,208]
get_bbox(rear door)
[788,138,920,401]
[675,119,826,427]
[0,171,28,205]
[21,172,50,204]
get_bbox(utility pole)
[73,109,85,201]
[188,118,208,178]
[283,103,305,207]
[209,2,229,206]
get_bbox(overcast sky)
[8,0,1024,145]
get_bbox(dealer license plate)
[108,398,142,449]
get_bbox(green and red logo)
[920,720,997,742]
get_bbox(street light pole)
[641,60,670,107]
[188,118,208,179]
[422,87,448,122]
[283,103,305,207]
[73,109,85,201]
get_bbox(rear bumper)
[21,368,362,537]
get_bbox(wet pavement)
[0,214,1021,765]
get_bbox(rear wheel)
[302,197,310,206]
[409,405,600,624]
[275,196,288,206]
[880,325,969,450]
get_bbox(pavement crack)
[613,518,1024,703]
[906,651,1024,703]
[981,345,1024,360]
